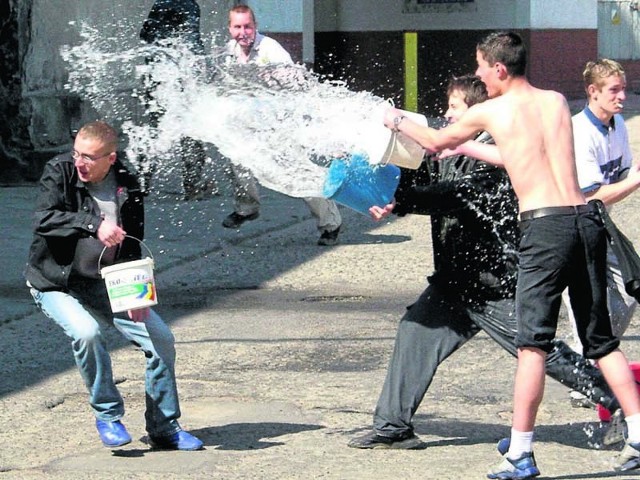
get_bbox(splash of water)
[61,22,392,198]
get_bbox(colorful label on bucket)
[106,281,157,312]
[102,260,157,312]
[107,282,156,301]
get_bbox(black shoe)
[347,430,425,449]
[318,226,340,246]
[222,211,259,229]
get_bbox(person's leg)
[575,213,640,417]
[181,136,216,200]
[304,197,342,245]
[489,216,569,477]
[30,288,124,420]
[570,211,640,470]
[570,211,622,363]
[372,286,478,438]
[112,310,180,437]
[222,163,260,228]
[135,78,162,195]
[598,350,640,421]
[511,217,569,438]
[512,347,546,433]
[546,340,619,411]
[304,197,341,232]
[464,296,617,411]
[230,164,260,216]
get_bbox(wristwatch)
[392,115,406,132]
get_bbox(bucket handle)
[378,98,397,167]
[379,132,398,167]
[98,235,154,270]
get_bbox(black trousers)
[373,283,618,436]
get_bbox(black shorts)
[515,204,619,359]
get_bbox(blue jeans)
[30,281,181,436]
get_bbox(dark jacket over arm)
[25,154,145,291]
[393,132,519,302]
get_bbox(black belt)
[519,204,593,221]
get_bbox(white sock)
[508,428,534,459]
[625,413,640,443]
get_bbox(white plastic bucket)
[365,106,428,170]
[99,237,157,313]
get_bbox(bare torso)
[475,81,586,212]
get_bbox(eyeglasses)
[71,150,112,164]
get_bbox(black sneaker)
[222,211,259,229]
[318,226,340,246]
[347,430,425,449]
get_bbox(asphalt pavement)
[3,97,640,479]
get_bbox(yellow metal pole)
[404,32,418,112]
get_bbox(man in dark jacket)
[25,121,203,450]
[349,75,622,449]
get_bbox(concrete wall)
[24,0,233,141]
[249,0,303,32]
[313,1,598,113]
[1,0,32,182]
[312,0,597,30]
[315,0,518,31]
[4,0,234,182]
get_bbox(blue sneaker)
[148,430,204,451]
[95,419,132,448]
[487,452,540,479]
[615,441,640,471]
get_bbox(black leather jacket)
[24,154,145,291]
[393,132,519,302]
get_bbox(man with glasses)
[24,121,203,451]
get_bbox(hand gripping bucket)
[99,236,157,313]
[365,106,428,170]
[323,153,401,215]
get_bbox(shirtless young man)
[383,31,640,478]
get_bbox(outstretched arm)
[585,163,640,206]
[383,105,487,153]
[440,141,504,167]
